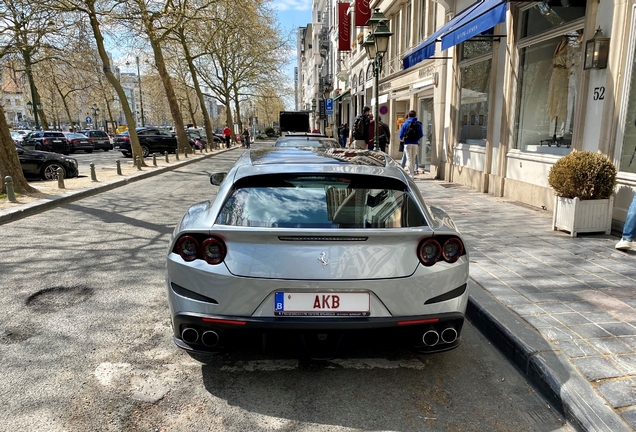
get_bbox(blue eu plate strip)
[274,292,284,311]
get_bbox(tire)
[41,162,65,180]
[104,148,109,152]
[34,144,43,151]
[141,145,150,157]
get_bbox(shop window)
[618,34,636,173]
[405,2,412,49]
[458,42,492,146]
[514,31,583,153]
[520,1,586,39]
[366,64,374,81]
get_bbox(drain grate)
[26,285,94,312]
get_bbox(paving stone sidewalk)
[415,176,636,430]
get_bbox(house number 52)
[594,87,605,100]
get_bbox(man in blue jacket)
[399,110,424,178]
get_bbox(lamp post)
[364,11,393,151]
[126,57,145,126]
[90,104,100,130]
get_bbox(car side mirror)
[15,147,23,154]
[210,172,227,185]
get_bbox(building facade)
[298,0,636,228]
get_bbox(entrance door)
[418,98,434,172]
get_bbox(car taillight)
[122,136,130,141]
[176,236,199,262]
[89,138,94,143]
[442,238,464,263]
[418,239,441,266]
[173,235,227,265]
[43,138,49,144]
[418,236,465,266]
[201,237,226,265]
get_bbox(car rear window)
[44,132,65,137]
[276,139,340,148]
[216,174,427,228]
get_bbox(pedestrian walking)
[339,123,349,148]
[377,117,390,153]
[398,110,424,178]
[242,128,251,149]
[222,125,232,149]
[367,114,375,150]
[616,194,636,250]
[350,106,371,149]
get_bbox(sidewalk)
[3,151,634,430]
[415,175,636,431]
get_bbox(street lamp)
[126,57,145,127]
[364,13,393,151]
[90,104,100,130]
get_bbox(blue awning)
[402,0,506,70]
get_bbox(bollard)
[175,149,179,160]
[184,147,188,158]
[152,153,157,166]
[136,156,142,170]
[116,159,122,175]
[90,163,98,182]
[165,151,169,163]
[57,167,65,189]
[4,176,17,202]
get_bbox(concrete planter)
[552,196,614,237]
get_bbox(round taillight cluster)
[174,235,226,265]
[417,237,464,266]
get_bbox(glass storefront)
[458,39,492,146]
[618,43,636,173]
[418,98,434,171]
[514,2,586,154]
[515,32,582,152]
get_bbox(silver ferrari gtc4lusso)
[166,147,469,359]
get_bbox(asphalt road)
[0,144,569,431]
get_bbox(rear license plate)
[274,292,370,316]
[53,140,62,143]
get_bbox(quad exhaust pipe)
[181,327,199,344]
[201,330,220,347]
[441,327,458,344]
[422,327,458,346]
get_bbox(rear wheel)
[34,144,43,151]
[141,145,150,157]
[103,148,109,152]
[41,163,65,180]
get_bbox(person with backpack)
[399,110,424,178]
[377,116,390,152]
[350,106,371,149]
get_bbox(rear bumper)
[171,311,465,357]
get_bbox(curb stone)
[467,279,632,432]
[0,147,238,226]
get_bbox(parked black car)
[116,127,178,157]
[23,131,70,154]
[65,133,94,153]
[15,144,79,180]
[80,130,112,151]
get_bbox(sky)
[272,0,313,81]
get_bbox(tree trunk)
[138,1,189,154]
[85,2,145,163]
[0,105,37,195]
[33,86,50,130]
[179,28,216,150]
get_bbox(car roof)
[233,147,406,181]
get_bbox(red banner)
[338,3,351,52]
[355,0,371,27]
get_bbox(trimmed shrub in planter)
[548,151,617,237]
